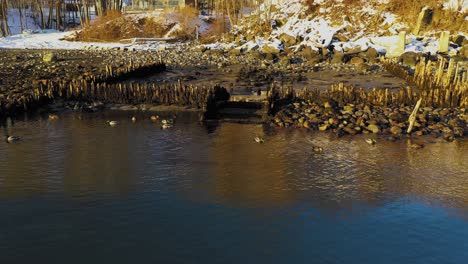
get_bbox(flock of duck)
[4,114,175,144]
[105,115,175,129]
[3,114,424,150]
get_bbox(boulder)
[300,46,320,60]
[460,45,468,58]
[261,45,281,55]
[229,48,242,56]
[451,34,467,47]
[367,124,380,134]
[399,52,424,68]
[279,33,297,46]
[43,53,57,62]
[390,126,403,135]
[362,47,379,62]
[344,46,362,55]
[343,127,357,135]
[349,57,365,65]
[331,51,344,64]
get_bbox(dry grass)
[77,8,199,42]
[200,18,229,43]
[304,0,466,35]
[381,0,466,33]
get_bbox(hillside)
[220,0,467,58]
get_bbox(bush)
[76,8,199,42]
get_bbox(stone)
[399,52,423,68]
[349,57,364,65]
[300,46,320,60]
[374,32,406,58]
[43,53,57,62]
[344,46,362,55]
[356,63,371,73]
[453,127,464,137]
[229,48,242,56]
[343,127,357,135]
[343,105,354,114]
[303,121,311,129]
[279,33,297,46]
[459,45,468,58]
[319,124,329,131]
[367,124,380,134]
[451,34,466,47]
[363,47,379,60]
[331,51,344,64]
[390,126,403,135]
[261,45,281,55]
[279,57,290,66]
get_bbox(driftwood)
[120,38,175,45]
[407,98,422,134]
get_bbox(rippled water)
[1,111,467,264]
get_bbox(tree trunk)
[35,0,45,29]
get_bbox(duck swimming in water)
[48,114,59,121]
[161,123,173,129]
[254,137,265,144]
[161,119,174,125]
[5,135,20,143]
[150,115,159,122]
[408,142,424,149]
[131,116,137,122]
[312,146,323,152]
[107,120,118,126]
[365,138,377,145]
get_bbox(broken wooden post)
[396,31,406,55]
[407,98,423,134]
[439,31,450,53]
[412,7,433,35]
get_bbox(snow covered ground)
[0,30,122,49]
[0,0,466,55]
[226,0,465,57]
[0,29,180,50]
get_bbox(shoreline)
[1,47,466,141]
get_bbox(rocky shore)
[1,44,467,140]
[270,100,467,141]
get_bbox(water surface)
[1,111,467,264]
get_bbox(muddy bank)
[0,49,166,116]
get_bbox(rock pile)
[271,100,467,141]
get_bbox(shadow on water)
[0,111,468,263]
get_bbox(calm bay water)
[1,111,467,264]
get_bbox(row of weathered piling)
[0,78,230,117]
[0,59,167,117]
[381,57,468,108]
[266,56,467,114]
[266,84,420,115]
